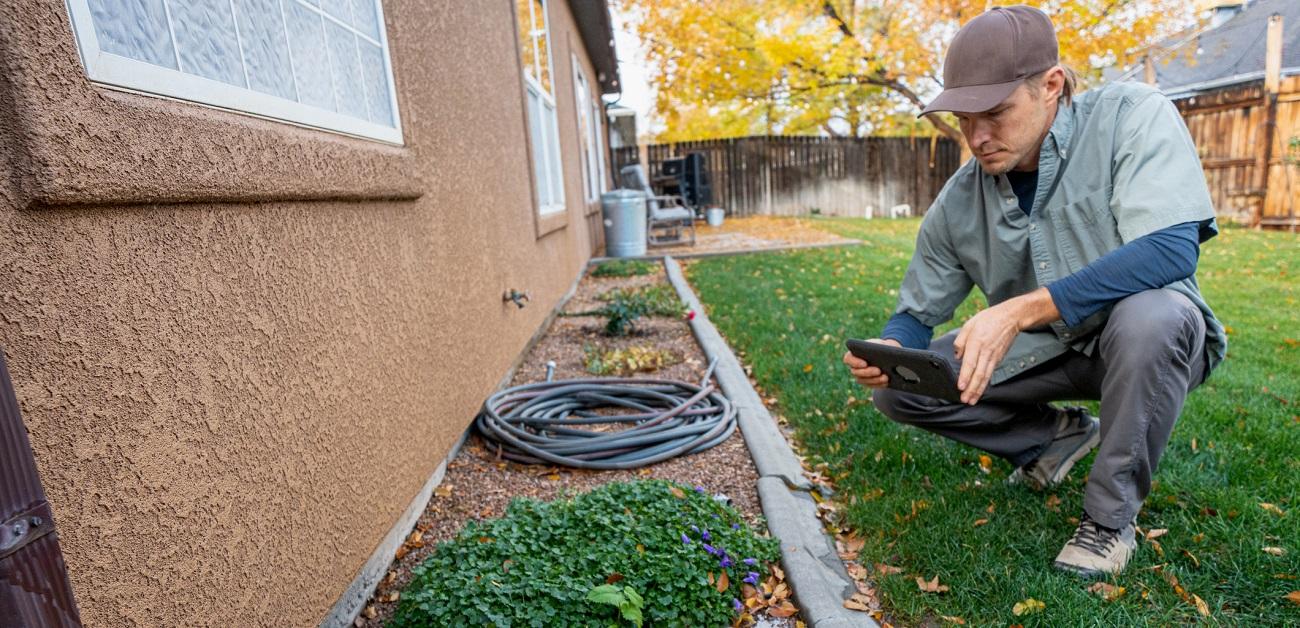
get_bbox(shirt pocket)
[1045,189,1115,274]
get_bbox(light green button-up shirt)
[897,81,1226,385]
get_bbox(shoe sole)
[1044,418,1101,487]
[1052,560,1108,579]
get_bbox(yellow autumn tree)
[621,0,1199,143]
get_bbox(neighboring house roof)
[1111,0,1300,99]
[571,1,621,95]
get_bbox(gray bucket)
[600,189,647,257]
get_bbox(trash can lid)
[601,188,646,200]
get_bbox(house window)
[65,0,403,144]
[517,0,565,214]
[572,57,608,204]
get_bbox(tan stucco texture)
[0,0,607,625]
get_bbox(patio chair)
[619,164,696,247]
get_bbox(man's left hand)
[953,287,1060,405]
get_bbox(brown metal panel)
[0,349,82,627]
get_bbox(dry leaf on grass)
[715,570,730,592]
[1263,546,1287,556]
[1284,591,1300,606]
[973,518,989,527]
[876,564,904,576]
[941,616,966,625]
[1145,528,1168,540]
[978,455,992,474]
[916,575,949,593]
[1012,598,1045,615]
[843,593,872,611]
[1087,582,1126,602]
[1260,503,1287,516]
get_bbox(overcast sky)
[609,8,658,138]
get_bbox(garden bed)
[355,259,796,627]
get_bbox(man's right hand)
[842,338,902,389]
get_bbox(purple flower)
[743,557,757,566]
[733,598,743,612]
[690,524,700,534]
[694,485,706,493]
[732,523,741,530]
[681,533,691,545]
[743,571,760,585]
[701,529,712,542]
[720,556,734,568]
[702,542,716,555]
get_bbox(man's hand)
[843,338,902,389]
[954,287,1060,405]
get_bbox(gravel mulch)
[354,262,786,627]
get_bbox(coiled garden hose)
[474,359,735,469]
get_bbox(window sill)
[535,208,568,238]
[10,67,422,208]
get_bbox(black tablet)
[845,339,962,403]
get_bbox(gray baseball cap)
[920,5,1059,116]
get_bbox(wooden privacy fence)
[611,135,961,218]
[1175,75,1300,229]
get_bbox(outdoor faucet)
[503,288,530,309]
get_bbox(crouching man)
[842,5,1225,577]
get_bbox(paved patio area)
[648,216,858,257]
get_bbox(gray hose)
[474,359,735,469]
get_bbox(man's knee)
[1105,289,1203,351]
[871,387,903,421]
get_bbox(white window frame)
[63,0,404,145]
[519,0,565,215]
[572,56,601,203]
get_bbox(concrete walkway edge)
[664,256,876,628]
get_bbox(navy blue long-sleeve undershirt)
[880,169,1206,349]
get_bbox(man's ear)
[1044,66,1066,103]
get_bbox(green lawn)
[687,217,1299,626]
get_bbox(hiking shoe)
[1007,406,1100,491]
[1053,513,1137,577]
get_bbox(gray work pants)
[872,289,1208,529]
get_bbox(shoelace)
[1069,515,1119,557]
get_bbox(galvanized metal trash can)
[600,189,647,257]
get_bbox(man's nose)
[967,119,994,149]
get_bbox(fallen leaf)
[1264,547,1287,556]
[606,572,624,585]
[916,575,949,593]
[1145,528,1168,540]
[716,570,730,592]
[1045,494,1062,511]
[362,605,377,619]
[1012,598,1045,615]
[381,591,400,603]
[433,484,453,498]
[546,473,561,481]
[1087,582,1126,602]
[669,486,686,499]
[771,564,786,581]
[1181,549,1201,568]
[1260,503,1287,516]
[1192,593,1210,617]
[803,364,814,373]
[1285,591,1300,606]
[973,518,989,527]
[978,455,992,474]
[941,615,966,625]
[1150,539,1165,557]
[875,563,904,576]
[843,593,872,611]
[769,601,799,617]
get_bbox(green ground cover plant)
[591,259,660,277]
[567,284,688,336]
[389,479,780,627]
[688,217,1300,625]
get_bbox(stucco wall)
[0,0,609,625]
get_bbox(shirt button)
[1039,262,1047,270]
[1029,356,1036,363]
[1063,332,1072,339]
[1018,361,1026,368]
[1029,224,1037,231]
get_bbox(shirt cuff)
[881,312,934,350]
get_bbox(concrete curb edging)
[664,256,876,628]
[590,239,861,264]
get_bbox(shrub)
[388,480,780,627]
[591,260,659,278]
[566,284,687,336]
[583,343,681,375]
